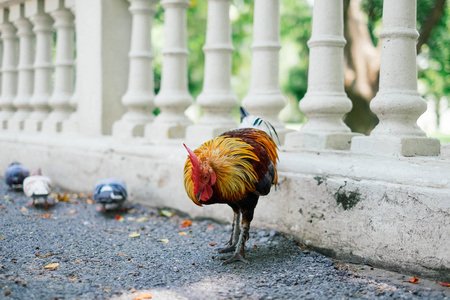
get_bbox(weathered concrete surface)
[0,132,449,281]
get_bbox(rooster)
[183,119,278,265]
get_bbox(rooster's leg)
[220,196,257,265]
[220,222,250,265]
[218,206,240,253]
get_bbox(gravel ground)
[0,180,449,300]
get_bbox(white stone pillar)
[285,0,359,150]
[351,0,440,156]
[112,0,158,139]
[185,0,238,145]
[24,0,54,133]
[8,4,34,132]
[241,0,290,144]
[145,0,193,141]
[0,8,18,130]
[42,0,75,133]
[61,0,78,134]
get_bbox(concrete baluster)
[42,0,75,133]
[0,8,18,130]
[285,0,359,150]
[61,0,78,134]
[351,0,440,156]
[112,0,158,138]
[24,0,54,133]
[9,4,34,132]
[145,0,193,141]
[185,0,238,145]
[241,0,290,144]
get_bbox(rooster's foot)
[220,252,249,265]
[217,245,236,254]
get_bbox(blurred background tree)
[152,0,449,136]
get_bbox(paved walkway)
[0,180,448,299]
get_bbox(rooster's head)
[183,144,216,205]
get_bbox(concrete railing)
[0,0,448,281]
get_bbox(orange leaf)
[208,242,217,246]
[43,213,51,218]
[69,277,77,281]
[207,225,214,229]
[134,292,152,300]
[181,220,192,228]
[115,215,124,221]
[439,282,450,287]
[404,277,419,284]
[1,206,5,209]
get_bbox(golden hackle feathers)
[184,135,262,205]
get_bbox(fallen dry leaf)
[115,215,124,222]
[439,282,450,287]
[129,232,140,238]
[158,239,169,243]
[207,225,214,229]
[136,217,148,223]
[118,253,127,257]
[134,292,152,300]
[1,206,5,209]
[178,232,187,236]
[57,193,71,202]
[21,207,27,212]
[208,242,217,246]
[76,259,82,263]
[69,277,77,281]
[86,199,94,205]
[69,210,76,214]
[44,263,59,270]
[43,213,51,218]
[404,277,419,284]
[0,235,4,240]
[41,252,60,258]
[181,220,192,228]
[131,288,137,293]
[253,244,259,248]
[159,210,173,218]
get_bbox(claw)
[220,252,249,265]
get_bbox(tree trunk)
[343,0,381,135]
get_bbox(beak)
[196,190,202,202]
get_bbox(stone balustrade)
[0,0,447,281]
[0,0,441,156]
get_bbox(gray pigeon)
[93,178,127,211]
[5,162,30,190]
